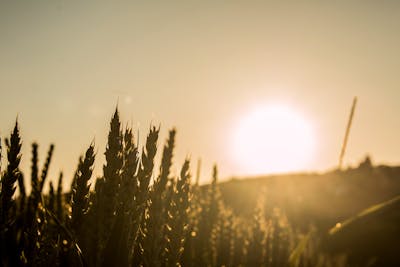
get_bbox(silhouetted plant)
[245,193,267,266]
[142,128,176,267]
[1,121,22,226]
[165,159,191,267]
[130,126,159,266]
[70,144,95,236]
[47,181,55,214]
[96,108,124,265]
[0,121,22,266]
[56,172,64,221]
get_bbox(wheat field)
[0,109,397,267]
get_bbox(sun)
[231,104,316,175]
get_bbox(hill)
[217,157,400,231]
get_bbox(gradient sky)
[1,1,400,186]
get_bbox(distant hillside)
[216,158,400,231]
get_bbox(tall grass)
[0,109,346,267]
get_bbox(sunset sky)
[1,1,400,185]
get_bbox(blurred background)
[1,1,399,186]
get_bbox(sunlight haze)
[231,103,316,175]
[1,1,400,185]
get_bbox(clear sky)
[1,1,400,186]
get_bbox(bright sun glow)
[232,104,316,175]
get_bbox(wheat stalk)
[1,121,22,225]
[339,97,357,170]
[142,128,176,267]
[165,159,191,267]
[70,144,95,235]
